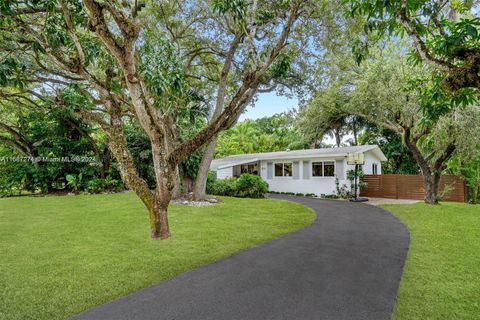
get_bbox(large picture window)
[274,162,293,177]
[312,161,335,177]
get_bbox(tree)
[189,0,321,200]
[297,85,350,147]
[0,92,105,194]
[0,0,307,239]
[302,45,476,204]
[347,48,477,204]
[214,113,309,157]
[347,0,480,95]
[445,105,480,203]
[358,126,419,174]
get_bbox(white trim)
[218,158,259,169]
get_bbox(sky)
[239,92,299,121]
[240,92,351,146]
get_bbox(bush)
[207,174,269,198]
[295,193,305,197]
[305,193,317,197]
[335,177,353,199]
[86,178,105,194]
[209,177,238,196]
[322,194,339,199]
[235,174,269,198]
[105,176,124,192]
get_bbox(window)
[312,161,335,177]
[274,162,293,177]
[312,162,323,176]
[372,163,378,175]
[323,161,335,176]
[240,164,258,175]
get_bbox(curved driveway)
[72,195,409,320]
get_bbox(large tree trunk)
[423,171,441,204]
[100,112,167,239]
[193,136,217,200]
[150,138,175,239]
[403,127,444,205]
[152,185,171,239]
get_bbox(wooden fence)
[360,174,466,202]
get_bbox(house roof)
[210,145,387,170]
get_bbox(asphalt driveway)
[71,195,409,320]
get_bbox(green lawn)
[381,202,480,320]
[0,193,315,320]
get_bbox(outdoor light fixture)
[346,152,368,203]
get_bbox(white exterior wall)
[363,151,382,175]
[216,167,233,179]
[260,158,350,197]
[215,150,384,197]
[344,151,382,175]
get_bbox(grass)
[0,193,315,320]
[381,202,480,320]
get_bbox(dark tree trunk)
[352,122,358,146]
[423,171,441,204]
[403,127,451,205]
[333,127,341,147]
[101,146,111,179]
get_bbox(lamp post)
[346,152,368,202]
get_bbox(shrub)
[210,177,238,196]
[235,174,269,198]
[205,170,217,195]
[105,176,124,192]
[86,178,105,194]
[66,173,83,194]
[207,174,269,198]
[305,193,316,197]
[295,193,305,197]
[323,194,340,199]
[335,177,353,199]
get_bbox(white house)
[210,145,387,197]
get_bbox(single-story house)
[210,145,387,196]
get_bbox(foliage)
[215,113,309,157]
[235,174,269,198]
[207,174,269,198]
[104,176,124,193]
[86,178,104,194]
[358,127,419,174]
[0,193,315,320]
[66,173,82,194]
[207,176,238,197]
[346,0,480,117]
[335,177,352,199]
